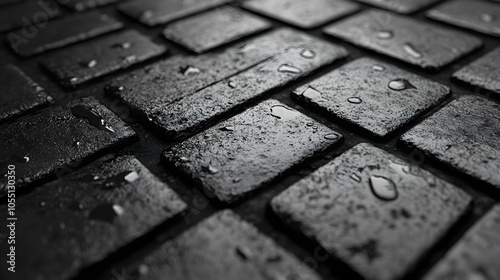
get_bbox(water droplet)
[233,178,241,183]
[89,204,124,223]
[23,156,30,162]
[104,171,138,188]
[40,201,46,207]
[324,133,341,140]
[204,166,219,174]
[80,59,97,68]
[404,43,423,58]
[71,105,115,133]
[347,97,362,104]
[125,171,139,183]
[220,126,234,131]
[372,65,385,71]
[278,64,301,74]
[137,264,149,275]
[113,42,131,49]
[180,156,189,162]
[350,173,361,182]
[237,43,256,53]
[68,202,84,211]
[388,79,416,91]
[300,49,316,59]
[140,10,153,20]
[480,13,494,23]
[73,141,81,147]
[105,85,125,94]
[389,162,410,177]
[301,87,323,100]
[228,81,237,88]
[181,66,201,75]
[122,55,137,63]
[69,77,79,84]
[369,175,398,201]
[306,123,314,127]
[270,105,301,121]
[377,30,393,39]
[235,246,254,260]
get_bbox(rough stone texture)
[400,96,500,191]
[118,0,230,27]
[0,96,137,195]
[0,0,61,33]
[424,205,500,280]
[163,99,343,203]
[162,6,271,54]
[293,57,450,139]
[242,0,360,29]
[56,0,121,11]
[0,64,54,123]
[453,47,500,96]
[0,156,187,280]
[427,0,500,37]
[354,0,440,14]
[7,11,124,57]
[271,143,472,280]
[135,210,321,280]
[324,10,483,70]
[40,30,167,88]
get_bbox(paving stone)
[134,210,321,280]
[427,0,500,37]
[271,143,472,280]
[453,47,500,96]
[6,11,124,57]
[0,0,22,7]
[118,0,230,27]
[324,10,482,70]
[56,0,121,11]
[0,0,62,33]
[162,6,271,54]
[0,64,54,123]
[354,0,440,14]
[424,205,500,280]
[400,96,500,190]
[0,156,187,280]
[40,30,167,88]
[242,0,360,29]
[163,99,343,204]
[293,57,450,139]
[106,28,346,135]
[0,96,137,195]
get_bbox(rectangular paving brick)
[133,210,321,280]
[0,96,136,195]
[56,0,121,11]
[0,156,187,280]
[271,143,472,280]
[354,0,441,14]
[242,0,360,29]
[400,96,500,191]
[162,6,271,54]
[40,30,167,88]
[324,10,483,70]
[293,57,450,139]
[163,99,343,204]
[424,205,500,280]
[118,0,230,27]
[453,47,500,96]
[7,11,124,57]
[0,0,62,33]
[0,64,54,123]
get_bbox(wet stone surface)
[323,10,483,70]
[0,96,137,195]
[7,11,124,57]
[293,57,450,139]
[163,99,343,204]
[40,30,167,88]
[118,0,230,27]
[56,0,122,12]
[0,0,22,7]
[354,0,441,14]
[133,210,321,280]
[162,6,271,54]
[0,0,61,33]
[0,65,54,123]
[0,156,187,280]
[242,0,360,29]
[453,47,500,96]
[427,0,500,37]
[271,143,472,280]
[400,96,500,191]
[424,205,500,280]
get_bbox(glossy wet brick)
[40,30,167,88]
[0,97,136,195]
[162,6,271,54]
[56,0,121,11]
[118,0,230,27]
[271,143,471,280]
[324,10,483,70]
[0,156,187,280]
[354,0,440,14]
[427,0,500,38]
[453,47,500,96]
[242,0,359,29]
[0,65,54,123]
[7,11,123,57]
[0,0,61,33]
[400,96,500,191]
[163,99,343,203]
[293,58,450,139]
[424,205,500,280]
[134,210,321,280]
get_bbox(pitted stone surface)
[56,0,121,11]
[354,0,441,14]
[453,47,500,96]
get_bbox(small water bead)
[347,97,362,104]
[89,204,125,223]
[377,30,393,39]
[300,49,316,59]
[324,133,340,140]
[388,79,415,91]
[80,59,97,68]
[181,66,201,75]
[301,87,323,100]
[480,13,494,23]
[372,65,385,71]
[228,81,237,88]
[270,105,301,121]
[404,43,423,58]
[71,105,115,133]
[113,42,131,49]
[369,175,398,201]
[23,156,30,162]
[350,173,361,182]
[278,64,302,74]
[220,126,235,131]
[204,166,219,174]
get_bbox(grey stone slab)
[0,0,62,33]
[56,0,121,11]
[355,0,441,14]
[453,47,500,96]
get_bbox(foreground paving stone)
[56,0,121,11]
[0,96,136,195]
[163,99,343,203]
[134,210,321,280]
[324,10,482,70]
[293,57,450,139]
[400,96,500,191]
[453,47,500,96]
[0,0,61,33]
[271,143,472,280]
[424,205,500,280]
[0,156,187,280]
[0,65,54,123]
[242,0,360,29]
[354,0,441,14]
